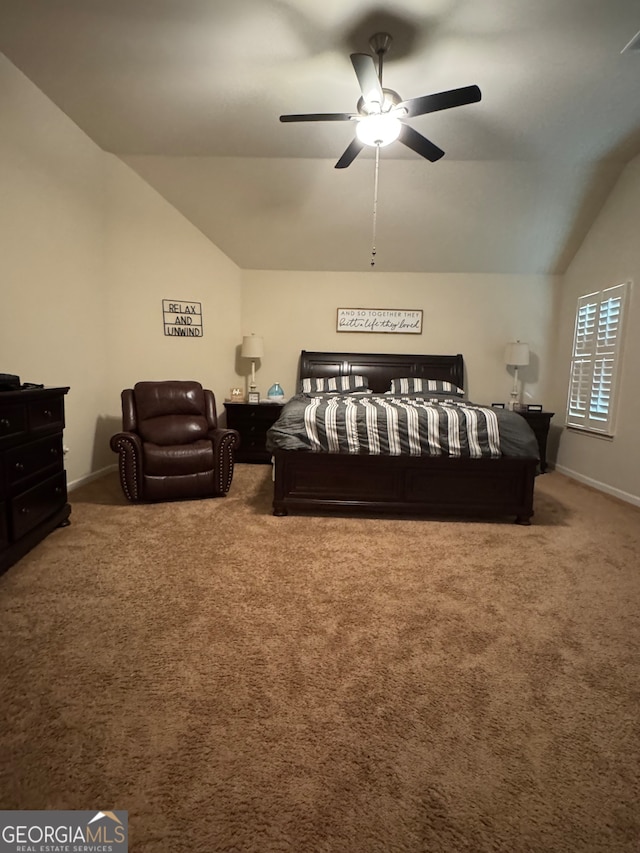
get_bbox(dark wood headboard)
[299,351,465,394]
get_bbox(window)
[566,281,630,435]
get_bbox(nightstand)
[516,410,554,473]
[225,401,285,463]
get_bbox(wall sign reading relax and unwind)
[337,308,423,334]
[162,300,203,337]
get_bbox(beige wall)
[241,271,559,405]
[550,155,640,504]
[0,54,242,486]
[0,53,109,487]
[101,155,243,469]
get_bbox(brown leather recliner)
[110,380,240,503]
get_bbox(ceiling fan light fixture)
[356,113,402,147]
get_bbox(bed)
[266,351,539,523]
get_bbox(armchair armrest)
[110,431,144,502]
[209,428,241,495]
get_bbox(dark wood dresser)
[225,401,285,463]
[0,386,71,574]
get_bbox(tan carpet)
[1,466,639,853]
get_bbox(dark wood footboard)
[272,451,537,523]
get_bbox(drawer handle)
[0,418,9,429]
[50,447,58,455]
[15,462,24,472]
[55,486,62,494]
[43,409,52,418]
[20,507,29,515]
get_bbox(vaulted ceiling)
[1,0,639,273]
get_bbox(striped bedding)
[266,394,540,459]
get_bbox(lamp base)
[508,366,520,411]
[249,359,258,394]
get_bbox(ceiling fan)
[280,33,481,169]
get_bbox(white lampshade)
[356,113,402,148]
[504,341,530,367]
[241,335,264,359]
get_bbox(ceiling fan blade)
[399,85,481,118]
[335,138,364,169]
[399,124,445,162]
[280,113,355,122]
[350,53,384,108]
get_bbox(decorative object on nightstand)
[248,391,260,404]
[225,400,285,463]
[517,409,554,473]
[504,341,529,411]
[267,383,285,402]
[241,334,264,395]
[230,387,244,402]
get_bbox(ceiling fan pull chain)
[370,145,380,267]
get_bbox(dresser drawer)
[0,404,28,446]
[28,396,65,433]
[11,471,67,540]
[226,403,284,427]
[241,430,269,450]
[236,408,278,427]
[241,420,270,437]
[5,434,63,488]
[0,501,7,549]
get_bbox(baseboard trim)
[68,464,117,493]
[554,464,640,508]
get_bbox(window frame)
[565,281,630,437]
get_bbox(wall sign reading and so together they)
[163,300,203,337]
[337,308,423,334]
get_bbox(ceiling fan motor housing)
[357,89,402,116]
[368,32,393,56]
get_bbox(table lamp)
[241,334,264,393]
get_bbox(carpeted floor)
[1,465,639,853]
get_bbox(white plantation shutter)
[566,282,629,435]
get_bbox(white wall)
[550,155,640,505]
[241,271,559,405]
[0,53,243,486]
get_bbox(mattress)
[266,392,540,460]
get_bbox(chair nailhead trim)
[114,436,139,502]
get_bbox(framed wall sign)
[163,299,203,337]
[337,308,422,334]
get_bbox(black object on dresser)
[517,410,554,473]
[0,387,71,574]
[225,401,284,463]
